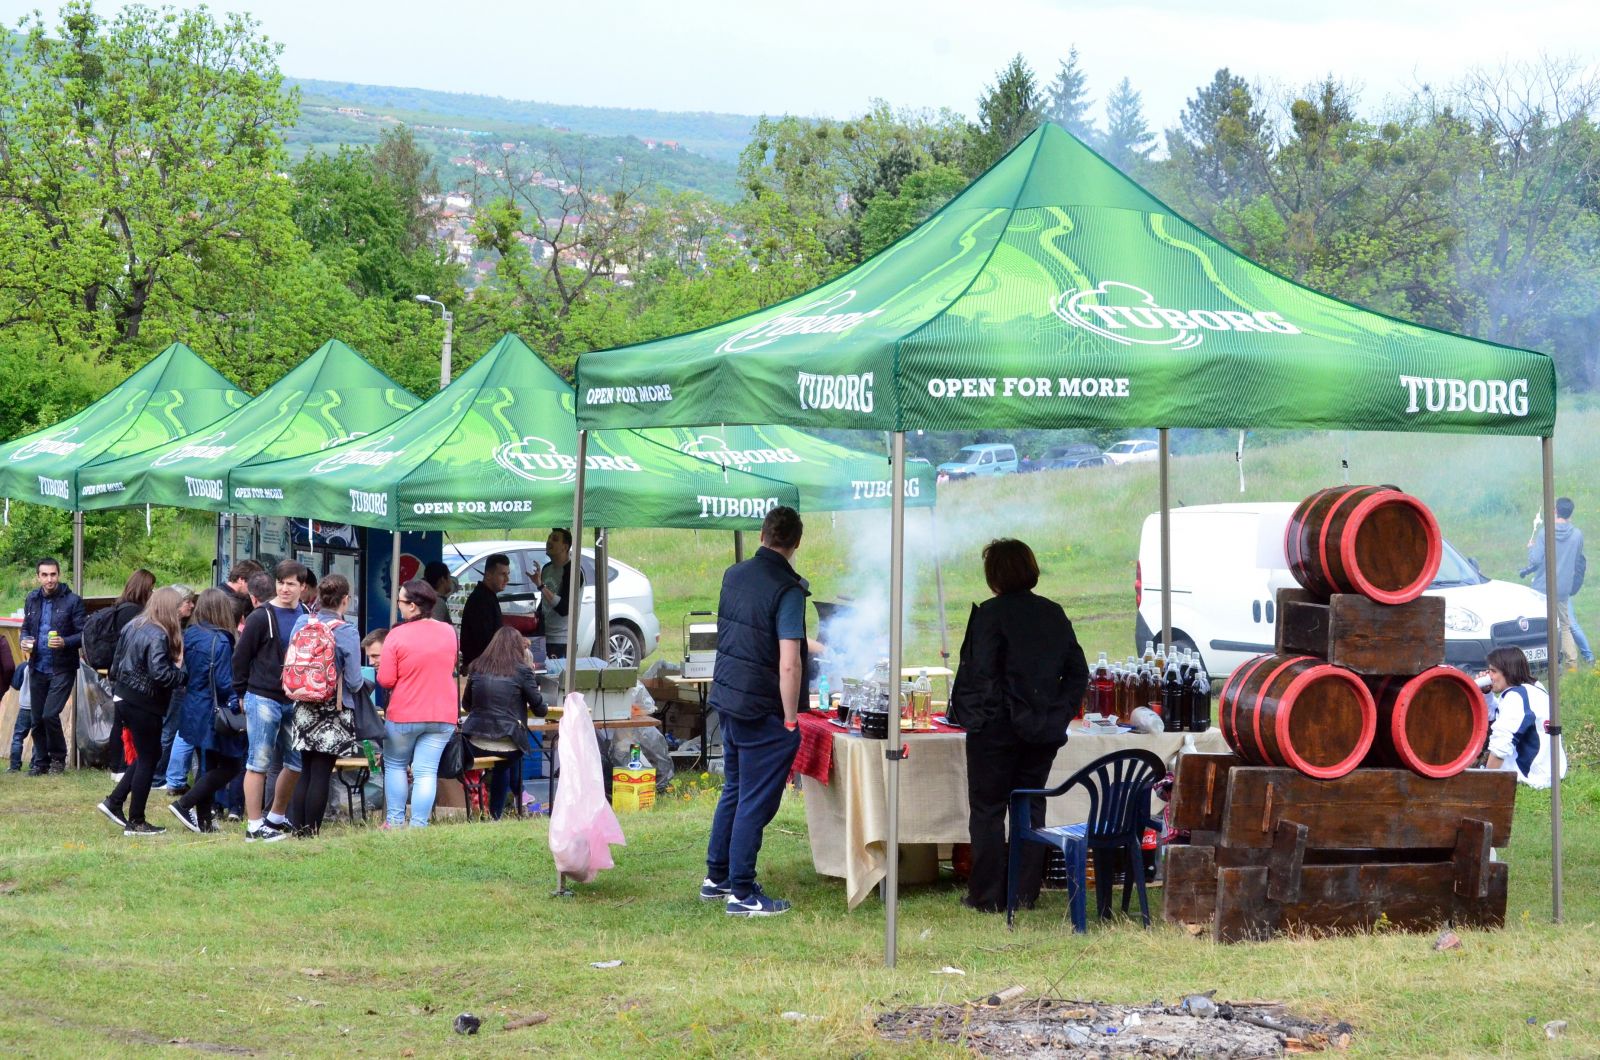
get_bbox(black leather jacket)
[460,666,546,755]
[112,620,187,715]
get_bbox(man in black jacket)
[232,560,308,842]
[20,557,84,775]
[702,507,809,917]
[459,553,509,668]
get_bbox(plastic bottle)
[1161,657,1184,729]
[1091,652,1114,717]
[1142,639,1157,668]
[913,669,932,725]
[817,673,832,714]
[1190,664,1213,731]
[628,743,643,769]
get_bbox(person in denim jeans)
[7,660,30,772]
[233,561,310,842]
[378,578,459,827]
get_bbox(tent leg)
[389,533,402,628]
[1158,429,1172,654]
[594,527,610,663]
[72,510,84,596]
[733,530,746,564]
[1541,436,1563,923]
[566,431,589,693]
[885,432,906,969]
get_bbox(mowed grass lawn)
[2,673,1599,1057]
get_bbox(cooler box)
[612,767,656,812]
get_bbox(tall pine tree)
[1102,76,1156,172]
[1045,46,1096,142]
[968,54,1043,174]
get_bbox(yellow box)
[612,767,656,812]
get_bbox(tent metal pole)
[1158,429,1172,654]
[72,510,84,595]
[884,431,907,969]
[930,507,951,672]
[733,530,746,564]
[1540,436,1564,923]
[566,431,589,694]
[389,533,402,628]
[594,527,610,663]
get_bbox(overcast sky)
[3,0,1597,129]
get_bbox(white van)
[1134,502,1552,678]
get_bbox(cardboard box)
[612,767,656,812]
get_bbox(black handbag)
[352,683,385,742]
[209,634,247,738]
[437,730,467,779]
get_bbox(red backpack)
[282,617,342,703]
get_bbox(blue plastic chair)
[1006,749,1165,931]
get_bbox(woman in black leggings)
[288,573,363,835]
[98,587,188,835]
[168,589,248,833]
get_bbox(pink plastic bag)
[548,692,626,883]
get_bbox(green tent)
[640,424,936,511]
[0,342,248,511]
[75,340,421,513]
[228,333,798,531]
[576,124,1555,437]
[569,123,1567,959]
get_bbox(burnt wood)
[1213,861,1508,943]
[1170,753,1242,832]
[1161,845,1219,924]
[1275,591,1445,674]
[1219,767,1516,850]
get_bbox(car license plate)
[1522,645,1548,663]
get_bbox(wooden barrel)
[1219,653,1376,779]
[1363,667,1488,779]
[1284,486,1442,604]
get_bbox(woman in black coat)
[97,587,188,835]
[460,625,546,819]
[948,538,1089,913]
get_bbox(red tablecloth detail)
[791,712,965,784]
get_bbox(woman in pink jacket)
[378,578,460,827]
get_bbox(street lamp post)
[414,294,453,391]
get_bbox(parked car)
[444,539,661,667]
[937,443,1019,480]
[1133,502,1551,678]
[1103,439,1159,464]
[1030,443,1107,472]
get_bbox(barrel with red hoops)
[1219,653,1378,779]
[1362,667,1488,779]
[1284,485,1442,605]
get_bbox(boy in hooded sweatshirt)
[1527,496,1591,667]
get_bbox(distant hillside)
[288,76,756,162]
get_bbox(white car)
[1134,503,1551,678]
[1103,439,1159,464]
[444,539,661,667]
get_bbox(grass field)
[1,674,1597,1056]
[4,413,1597,1055]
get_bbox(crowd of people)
[6,540,568,839]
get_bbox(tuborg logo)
[10,427,84,463]
[1053,282,1301,349]
[309,434,404,475]
[717,290,884,354]
[679,434,802,468]
[494,436,643,484]
[320,432,370,450]
[153,431,234,468]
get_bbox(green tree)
[968,54,1043,174]
[0,2,300,354]
[1167,69,1269,203]
[371,124,442,252]
[1044,46,1096,143]
[1102,76,1156,172]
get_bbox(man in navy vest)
[701,505,809,916]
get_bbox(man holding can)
[20,557,85,776]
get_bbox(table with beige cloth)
[802,725,1230,908]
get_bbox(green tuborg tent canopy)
[75,340,421,513]
[228,333,798,531]
[641,424,936,511]
[571,123,1567,963]
[0,342,248,511]
[576,124,1555,437]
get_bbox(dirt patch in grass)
[877,996,1353,1056]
